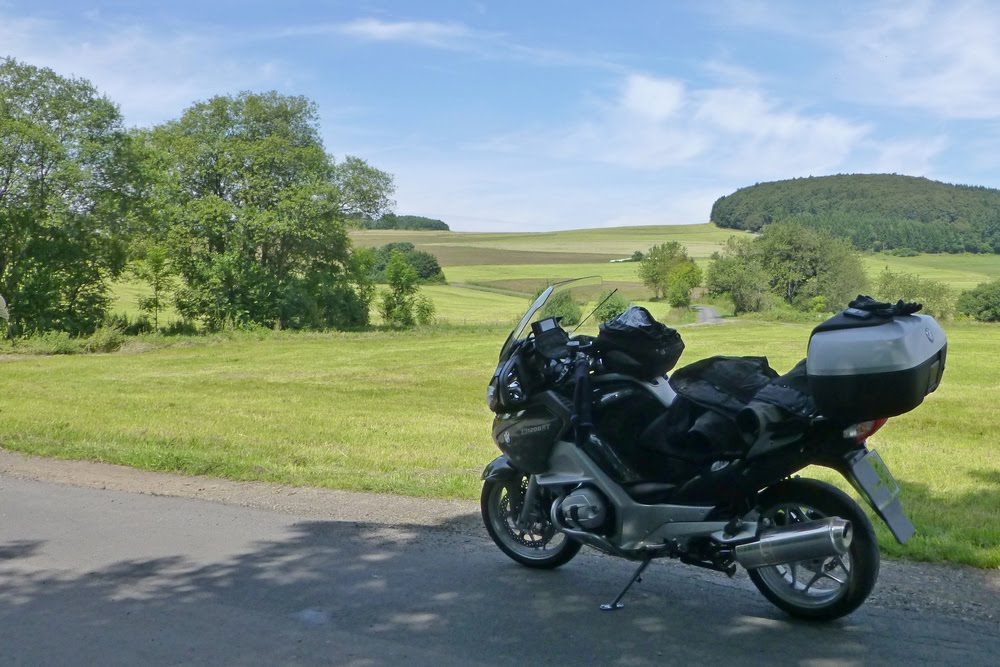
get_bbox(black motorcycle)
[481,278,946,620]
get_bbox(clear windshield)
[498,276,603,361]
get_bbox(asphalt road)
[1,474,998,666]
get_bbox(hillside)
[711,174,1000,254]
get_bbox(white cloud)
[622,74,684,121]
[474,74,869,179]
[839,1,1000,119]
[869,136,949,175]
[0,14,288,127]
[336,19,474,48]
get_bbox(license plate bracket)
[846,448,915,544]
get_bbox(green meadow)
[7,222,1000,568]
[0,321,997,567]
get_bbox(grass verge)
[0,320,996,568]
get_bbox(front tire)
[481,474,581,569]
[747,478,880,621]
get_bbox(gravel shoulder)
[1,447,997,623]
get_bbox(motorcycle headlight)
[504,368,524,403]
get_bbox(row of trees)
[711,174,1000,254]
[1,58,401,337]
[362,214,449,231]
[701,222,1000,321]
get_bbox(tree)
[958,279,1000,321]
[145,91,394,330]
[707,225,867,314]
[371,242,444,282]
[593,290,630,322]
[705,236,770,314]
[755,222,867,309]
[0,58,134,336]
[365,214,449,230]
[130,245,174,330]
[539,291,582,326]
[875,268,955,319]
[638,242,702,302]
[379,250,419,326]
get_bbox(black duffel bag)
[596,306,684,379]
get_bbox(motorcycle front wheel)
[481,473,581,569]
[748,478,880,621]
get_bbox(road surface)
[1,455,998,666]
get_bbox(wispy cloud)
[338,18,474,47]
[838,1,1000,119]
[278,18,478,49]
[282,17,622,71]
[474,73,870,179]
[0,13,289,127]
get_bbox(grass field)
[37,223,1000,569]
[353,224,1000,300]
[351,223,748,260]
[1,320,997,568]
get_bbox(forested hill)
[710,174,1000,254]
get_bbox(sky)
[3,0,1000,231]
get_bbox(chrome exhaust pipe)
[735,517,852,569]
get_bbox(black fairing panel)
[492,391,572,473]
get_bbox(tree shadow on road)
[0,513,997,666]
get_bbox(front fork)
[481,455,543,530]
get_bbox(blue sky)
[3,1,1000,231]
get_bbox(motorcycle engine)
[559,487,609,531]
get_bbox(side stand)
[600,558,651,611]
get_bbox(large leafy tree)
[707,223,867,313]
[145,91,394,329]
[705,236,770,314]
[958,279,1000,322]
[0,58,134,336]
[637,241,702,303]
[755,222,866,309]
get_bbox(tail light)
[843,418,889,444]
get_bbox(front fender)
[481,455,518,482]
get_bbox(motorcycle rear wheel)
[748,478,880,621]
[481,474,581,569]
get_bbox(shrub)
[84,323,126,353]
[593,290,630,322]
[875,268,956,319]
[958,280,1000,321]
[20,331,79,355]
[415,294,437,325]
[162,319,200,336]
[539,291,582,326]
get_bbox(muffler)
[735,517,852,569]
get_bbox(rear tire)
[747,478,880,621]
[481,474,581,569]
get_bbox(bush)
[19,331,79,355]
[593,290,630,322]
[539,291,582,326]
[958,280,1000,321]
[105,313,154,336]
[415,294,437,325]
[875,268,956,319]
[84,323,126,353]
[162,319,200,336]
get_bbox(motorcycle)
[480,277,947,620]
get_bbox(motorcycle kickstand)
[600,558,652,611]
